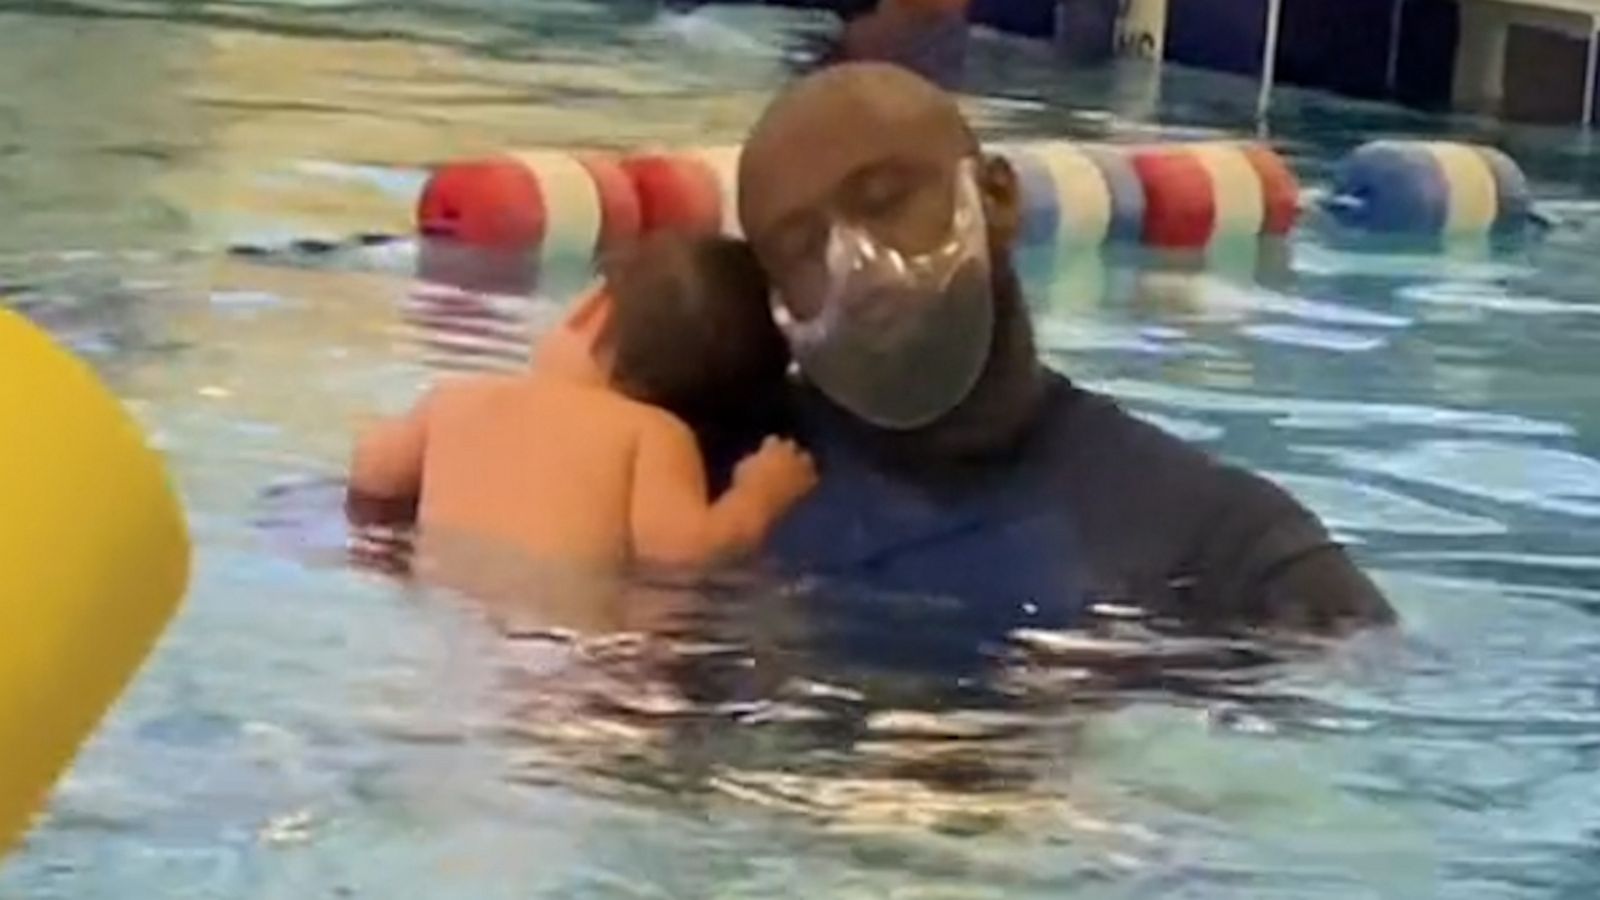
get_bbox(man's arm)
[1251,544,1395,634]
[1049,386,1395,636]
[1185,467,1397,636]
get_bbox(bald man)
[736,63,1397,637]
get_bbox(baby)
[349,232,815,571]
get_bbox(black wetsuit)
[761,370,1395,637]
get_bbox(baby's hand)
[734,437,818,510]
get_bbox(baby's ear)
[565,284,614,340]
[979,154,1021,248]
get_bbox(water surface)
[4,2,1600,896]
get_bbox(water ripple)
[1093,379,1573,438]
[1266,472,1507,538]
[1242,323,1390,353]
[1312,441,1600,519]
[1399,281,1600,317]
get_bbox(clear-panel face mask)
[775,158,994,431]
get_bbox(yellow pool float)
[0,307,190,856]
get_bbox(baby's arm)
[349,390,433,502]
[629,414,816,567]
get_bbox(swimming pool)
[6,1,1600,896]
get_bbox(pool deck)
[1255,0,1600,124]
[1451,0,1600,124]
[1482,0,1600,17]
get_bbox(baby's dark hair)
[596,231,790,433]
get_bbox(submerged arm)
[346,391,432,521]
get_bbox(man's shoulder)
[781,371,1216,480]
[1032,373,1218,471]
[1032,373,1311,528]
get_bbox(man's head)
[591,232,790,430]
[738,63,1038,459]
[739,64,1020,290]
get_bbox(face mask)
[776,159,994,430]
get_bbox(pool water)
[6,1,1600,897]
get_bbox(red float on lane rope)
[1132,149,1216,250]
[622,153,724,236]
[417,158,546,249]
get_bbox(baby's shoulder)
[565,392,692,446]
[410,372,524,423]
[440,371,521,394]
[426,371,526,405]
[628,402,695,441]
[525,379,685,435]
[432,373,690,441]
[589,391,690,436]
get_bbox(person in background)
[348,232,816,572]
[820,0,972,89]
[1053,0,1118,65]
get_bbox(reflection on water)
[6,0,1600,897]
[403,279,539,371]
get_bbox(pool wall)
[1158,0,1458,108]
[1459,2,1600,125]
[738,0,1600,124]
[1114,0,1599,124]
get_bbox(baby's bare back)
[418,374,655,566]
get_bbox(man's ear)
[979,153,1021,248]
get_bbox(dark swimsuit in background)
[801,6,969,90]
